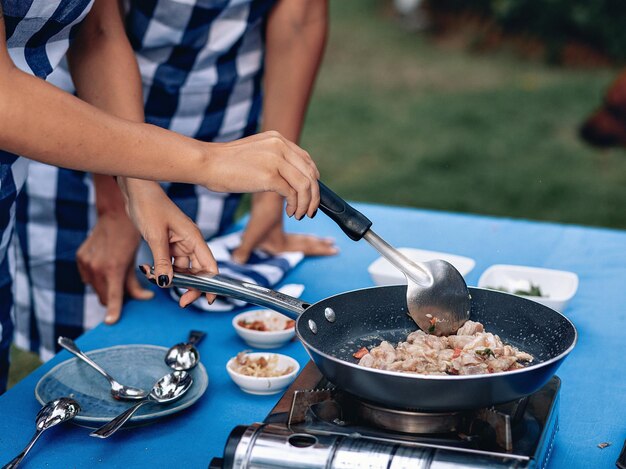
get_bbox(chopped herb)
[487,284,545,297]
[475,348,495,357]
[514,284,544,297]
[428,324,436,333]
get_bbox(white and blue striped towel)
[171,231,304,311]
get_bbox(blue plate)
[35,344,208,428]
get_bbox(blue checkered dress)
[0,0,94,392]
[13,0,277,361]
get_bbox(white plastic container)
[478,264,579,312]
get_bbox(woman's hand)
[119,178,218,307]
[76,208,153,324]
[205,131,320,220]
[232,192,337,264]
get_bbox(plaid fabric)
[170,231,303,312]
[3,0,93,79]
[14,0,277,361]
[13,167,96,361]
[1,0,93,389]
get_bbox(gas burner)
[352,397,462,434]
[211,362,561,469]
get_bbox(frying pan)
[170,272,577,411]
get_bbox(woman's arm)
[0,9,319,220]
[263,0,329,141]
[234,0,333,262]
[68,0,160,321]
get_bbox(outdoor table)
[0,203,624,469]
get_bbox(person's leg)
[13,163,103,362]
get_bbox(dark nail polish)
[138,265,147,274]
[158,275,169,287]
[147,277,157,285]
[311,209,318,218]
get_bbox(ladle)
[316,182,471,336]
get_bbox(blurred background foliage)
[296,0,626,229]
[427,0,626,64]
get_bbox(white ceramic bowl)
[368,248,476,286]
[226,352,300,395]
[477,264,579,312]
[232,309,296,349]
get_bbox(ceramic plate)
[35,344,208,428]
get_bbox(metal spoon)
[164,330,206,371]
[57,337,148,400]
[3,398,80,469]
[90,371,193,439]
[316,182,471,336]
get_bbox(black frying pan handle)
[318,181,372,241]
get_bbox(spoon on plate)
[90,371,193,439]
[57,337,148,400]
[3,398,80,469]
[165,330,206,371]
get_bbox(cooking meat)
[357,321,533,375]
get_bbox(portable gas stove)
[210,362,560,469]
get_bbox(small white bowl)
[478,264,579,312]
[226,352,300,395]
[232,309,296,349]
[368,248,476,286]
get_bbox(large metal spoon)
[317,182,471,336]
[58,337,148,400]
[164,330,206,371]
[90,371,193,439]
[3,398,80,469]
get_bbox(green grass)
[9,346,41,389]
[301,0,626,228]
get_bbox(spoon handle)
[57,337,116,385]
[90,400,150,438]
[3,429,43,469]
[318,181,372,241]
[187,330,206,346]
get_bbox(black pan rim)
[295,285,578,382]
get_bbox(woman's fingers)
[187,250,218,305]
[171,233,218,306]
[145,232,173,288]
[277,164,312,220]
[280,146,319,219]
[173,255,190,269]
[125,268,154,300]
[179,289,202,308]
[270,175,297,217]
[284,138,320,180]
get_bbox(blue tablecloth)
[1,204,624,468]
